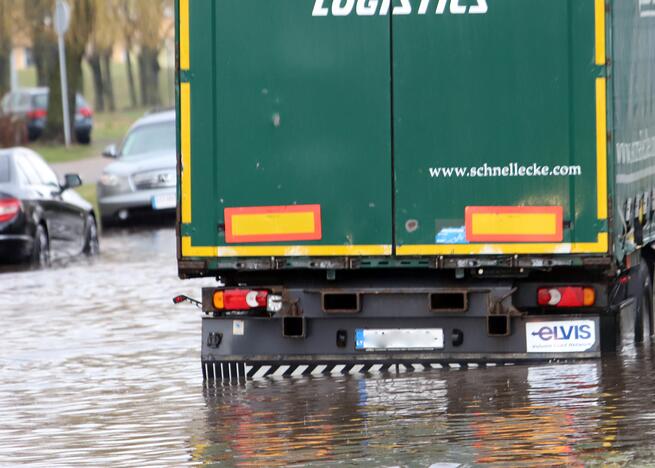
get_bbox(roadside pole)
[54,0,71,147]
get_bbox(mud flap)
[202,360,502,384]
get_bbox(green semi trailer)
[176,0,655,382]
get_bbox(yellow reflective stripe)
[395,233,609,256]
[596,77,608,220]
[182,236,217,257]
[181,241,392,258]
[181,235,609,257]
[181,82,192,224]
[471,213,558,236]
[180,0,190,70]
[217,245,392,257]
[232,212,316,237]
[595,0,606,66]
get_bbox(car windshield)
[120,121,176,158]
[33,93,48,109]
[0,153,10,183]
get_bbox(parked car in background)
[0,147,99,268]
[97,109,176,227]
[0,88,94,144]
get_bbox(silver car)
[97,110,176,226]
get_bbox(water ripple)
[1,228,655,466]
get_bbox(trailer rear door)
[392,0,608,256]
[179,0,608,260]
[179,0,393,258]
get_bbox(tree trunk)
[149,50,161,107]
[33,49,48,86]
[138,47,161,108]
[124,41,138,108]
[32,31,56,87]
[101,51,115,112]
[44,49,84,143]
[87,53,105,112]
[0,46,10,98]
[138,51,147,107]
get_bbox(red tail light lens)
[537,287,596,308]
[26,108,47,120]
[214,289,268,311]
[0,198,21,223]
[79,107,93,118]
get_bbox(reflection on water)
[2,228,655,466]
[193,357,655,467]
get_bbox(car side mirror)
[102,144,118,158]
[62,173,83,191]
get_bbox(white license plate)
[151,194,177,210]
[355,329,444,351]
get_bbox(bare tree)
[87,0,119,111]
[44,0,96,142]
[118,0,139,108]
[23,0,57,87]
[134,0,172,108]
[0,0,13,97]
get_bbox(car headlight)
[98,173,131,195]
[99,173,121,187]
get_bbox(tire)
[83,215,100,256]
[76,131,91,145]
[651,274,655,338]
[31,224,50,269]
[635,273,653,343]
[100,215,116,230]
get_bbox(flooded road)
[2,228,655,466]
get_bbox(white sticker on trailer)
[233,320,245,336]
[526,320,596,353]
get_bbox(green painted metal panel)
[183,0,392,251]
[392,0,604,249]
[612,0,655,260]
[176,0,641,266]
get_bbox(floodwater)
[2,228,655,467]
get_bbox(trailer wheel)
[649,270,655,338]
[635,273,653,343]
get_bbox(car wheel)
[635,272,653,343]
[31,224,50,269]
[76,131,91,145]
[100,215,116,229]
[83,216,100,256]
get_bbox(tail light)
[537,287,596,308]
[212,289,283,312]
[0,198,21,223]
[26,108,47,120]
[79,107,93,118]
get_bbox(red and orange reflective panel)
[466,206,564,243]
[225,205,322,243]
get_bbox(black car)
[0,88,94,144]
[0,147,99,268]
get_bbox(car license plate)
[151,194,177,210]
[355,329,444,351]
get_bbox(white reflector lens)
[548,288,562,306]
[267,295,283,313]
[245,291,260,308]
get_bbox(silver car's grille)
[132,169,176,190]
